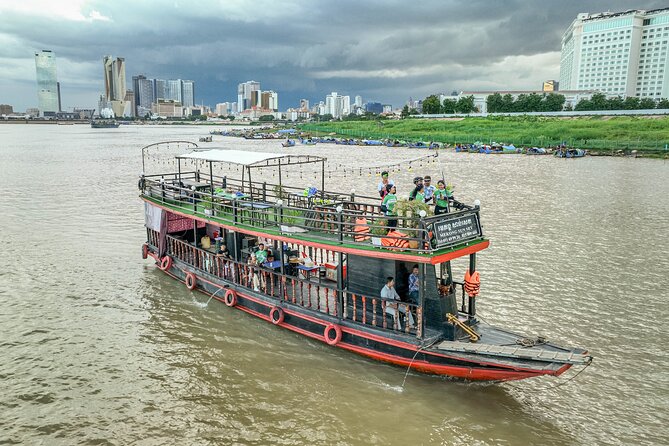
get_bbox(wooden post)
[468,253,476,318]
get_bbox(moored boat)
[91,119,120,128]
[282,139,296,147]
[138,141,592,382]
[526,147,548,155]
[555,148,586,158]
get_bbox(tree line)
[420,92,669,114]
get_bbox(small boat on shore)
[282,139,296,147]
[199,135,213,142]
[526,147,548,155]
[138,141,592,382]
[555,148,586,158]
[91,119,119,129]
[300,138,317,145]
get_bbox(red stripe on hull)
[153,258,559,382]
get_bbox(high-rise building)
[324,92,351,118]
[181,80,194,108]
[103,55,127,117]
[165,79,182,103]
[132,75,154,117]
[215,102,230,116]
[299,99,309,111]
[560,8,669,98]
[237,81,260,111]
[260,90,278,111]
[543,80,560,91]
[354,95,363,108]
[153,79,165,100]
[34,50,60,116]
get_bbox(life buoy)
[159,256,172,271]
[324,324,342,346]
[224,289,237,307]
[185,272,196,290]
[269,306,284,325]
[142,243,149,259]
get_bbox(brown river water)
[0,124,667,445]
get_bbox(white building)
[103,56,127,117]
[237,81,260,111]
[455,90,599,113]
[324,92,351,118]
[215,102,230,116]
[560,8,669,98]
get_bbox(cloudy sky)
[0,0,666,112]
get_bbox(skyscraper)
[103,55,127,116]
[559,8,669,98]
[237,81,260,111]
[34,50,60,116]
[132,75,154,117]
[165,79,182,103]
[181,80,194,108]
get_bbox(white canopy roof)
[177,149,288,166]
[176,148,325,167]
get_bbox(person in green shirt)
[434,180,451,215]
[255,243,268,264]
[381,185,398,229]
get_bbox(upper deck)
[139,144,488,263]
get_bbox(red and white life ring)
[159,256,172,271]
[224,289,237,307]
[185,272,196,290]
[324,324,342,346]
[269,306,284,325]
[142,243,149,259]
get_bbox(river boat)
[138,141,592,382]
[409,141,429,149]
[199,135,213,143]
[282,139,296,147]
[526,147,548,155]
[555,148,586,158]
[300,138,317,145]
[91,119,120,128]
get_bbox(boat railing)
[141,174,482,254]
[153,231,422,337]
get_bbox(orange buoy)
[324,323,342,345]
[224,289,237,307]
[464,270,481,297]
[269,306,284,325]
[185,272,196,290]
[159,256,172,271]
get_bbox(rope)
[401,334,442,388]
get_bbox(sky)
[0,0,667,112]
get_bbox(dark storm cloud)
[0,0,666,111]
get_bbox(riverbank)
[299,115,669,157]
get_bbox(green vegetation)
[300,115,669,154]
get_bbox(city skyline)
[1,0,668,112]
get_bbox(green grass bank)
[299,115,669,155]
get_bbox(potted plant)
[369,219,388,246]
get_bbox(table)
[239,201,273,227]
[262,260,282,270]
[297,264,320,281]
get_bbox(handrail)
[141,176,483,254]
[157,232,422,337]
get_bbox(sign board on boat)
[432,214,481,248]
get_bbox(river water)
[0,123,667,445]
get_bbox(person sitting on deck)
[255,243,268,264]
[381,277,415,330]
[377,171,394,199]
[217,244,231,258]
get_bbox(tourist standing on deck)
[411,183,425,202]
[423,175,436,204]
[408,176,423,201]
[378,171,394,199]
[408,265,420,305]
[434,180,450,215]
[381,184,398,229]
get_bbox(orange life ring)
[142,243,149,259]
[160,256,172,271]
[269,306,284,325]
[185,272,196,290]
[224,289,237,307]
[324,323,342,346]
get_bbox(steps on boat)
[435,341,592,365]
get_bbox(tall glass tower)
[34,50,60,115]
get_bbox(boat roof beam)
[176,148,326,169]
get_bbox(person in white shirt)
[380,277,415,330]
[377,171,395,199]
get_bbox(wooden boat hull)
[147,248,580,382]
